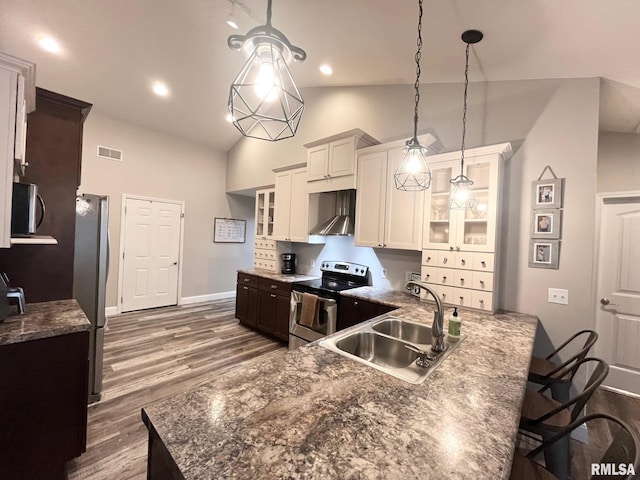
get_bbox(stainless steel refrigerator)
[73,194,109,404]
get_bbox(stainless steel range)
[289,261,369,349]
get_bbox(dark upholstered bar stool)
[519,358,609,480]
[511,413,640,480]
[528,330,598,403]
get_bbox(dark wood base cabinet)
[0,331,89,479]
[236,273,291,343]
[337,297,397,331]
[142,410,185,480]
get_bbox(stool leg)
[541,430,570,480]
[550,381,571,404]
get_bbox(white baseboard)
[180,291,236,305]
[105,306,119,316]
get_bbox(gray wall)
[597,131,640,193]
[227,78,601,359]
[81,113,255,309]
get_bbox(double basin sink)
[320,317,465,384]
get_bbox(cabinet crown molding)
[0,51,36,112]
[303,128,379,149]
[429,142,513,163]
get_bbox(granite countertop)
[142,289,538,480]
[0,299,90,346]
[238,268,318,283]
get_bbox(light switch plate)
[548,288,569,305]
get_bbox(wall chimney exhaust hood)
[310,190,355,236]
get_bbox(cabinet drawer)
[472,252,494,272]
[472,271,493,291]
[259,278,292,296]
[433,285,454,304]
[254,239,276,250]
[453,270,471,288]
[253,259,276,271]
[452,288,472,308]
[254,248,276,260]
[238,272,260,287]
[454,251,474,270]
[420,266,438,284]
[422,249,439,266]
[471,290,493,311]
[436,267,454,286]
[437,251,454,267]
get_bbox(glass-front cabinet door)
[255,188,275,239]
[423,160,458,249]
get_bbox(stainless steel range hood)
[310,190,356,236]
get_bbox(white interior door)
[121,197,183,312]
[595,196,640,395]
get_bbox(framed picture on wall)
[528,240,560,269]
[532,178,564,209]
[530,209,562,239]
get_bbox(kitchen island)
[142,289,538,479]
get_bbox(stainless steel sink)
[321,317,464,384]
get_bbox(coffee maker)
[281,253,296,274]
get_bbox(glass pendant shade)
[448,174,476,209]
[394,141,432,191]
[227,0,306,141]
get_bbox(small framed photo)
[532,178,564,209]
[529,240,560,269]
[531,209,562,239]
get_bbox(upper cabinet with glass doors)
[423,143,512,253]
[255,188,275,240]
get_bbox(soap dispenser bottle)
[447,307,461,338]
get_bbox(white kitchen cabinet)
[273,165,325,244]
[355,135,442,251]
[420,142,512,312]
[0,53,36,248]
[304,129,379,194]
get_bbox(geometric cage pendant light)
[449,29,483,209]
[227,0,306,141]
[394,0,432,191]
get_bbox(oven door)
[289,290,337,344]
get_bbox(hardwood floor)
[67,299,640,479]
[66,299,285,480]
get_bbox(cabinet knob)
[442,293,447,299]
[244,278,250,282]
[354,301,359,306]
[450,246,454,251]
[480,280,485,287]
[456,246,460,251]
[479,299,484,304]
[270,293,276,298]
[427,256,431,261]
[442,276,447,282]
[243,286,249,290]
[461,259,465,266]
[481,261,486,267]
[425,274,430,279]
[443,257,448,264]
[460,279,464,285]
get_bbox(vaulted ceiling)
[1,0,638,152]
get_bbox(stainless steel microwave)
[11,182,44,235]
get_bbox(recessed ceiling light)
[39,36,62,54]
[319,64,333,76]
[152,81,170,97]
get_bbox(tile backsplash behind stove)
[290,236,422,291]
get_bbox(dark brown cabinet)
[235,273,291,343]
[235,274,258,328]
[0,330,89,479]
[0,88,92,303]
[338,297,397,331]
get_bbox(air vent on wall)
[97,145,123,161]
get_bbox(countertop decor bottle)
[448,307,461,338]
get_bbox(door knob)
[600,298,618,306]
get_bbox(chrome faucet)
[403,280,446,353]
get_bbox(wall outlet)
[381,268,388,279]
[548,288,569,305]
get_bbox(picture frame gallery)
[530,172,564,269]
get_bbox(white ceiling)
[1,0,639,152]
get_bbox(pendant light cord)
[266,0,272,28]
[460,41,470,172]
[411,0,423,143]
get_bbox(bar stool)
[528,330,598,403]
[511,413,639,480]
[520,357,609,480]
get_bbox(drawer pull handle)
[480,280,485,288]
[442,294,446,299]
[243,286,249,290]
[354,301,359,305]
[461,259,465,266]
[481,261,486,267]
[442,276,447,282]
[244,278,250,282]
[270,294,276,298]
[443,257,448,263]
[460,279,464,285]
[270,285,278,289]
[479,299,484,304]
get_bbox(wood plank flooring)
[66,299,285,480]
[66,299,640,479]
